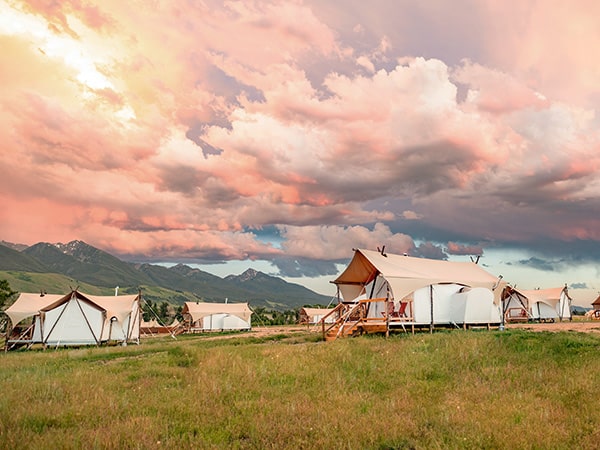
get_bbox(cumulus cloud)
[446,242,484,256]
[271,256,341,278]
[277,223,415,261]
[517,257,557,272]
[1,0,600,291]
[413,242,447,260]
[401,210,422,220]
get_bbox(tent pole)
[369,274,378,299]
[143,297,177,339]
[74,295,101,346]
[4,319,12,352]
[43,301,71,347]
[127,296,141,344]
[499,295,505,331]
[385,287,390,339]
[429,285,434,333]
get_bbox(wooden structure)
[140,319,184,336]
[323,249,505,341]
[321,297,415,341]
[501,286,533,323]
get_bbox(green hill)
[23,241,153,287]
[0,241,331,310]
[0,245,48,272]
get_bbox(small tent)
[299,307,336,325]
[587,296,600,320]
[329,249,505,336]
[182,302,252,332]
[519,287,572,322]
[592,295,600,311]
[4,290,141,349]
[140,318,182,335]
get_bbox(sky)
[1,0,600,305]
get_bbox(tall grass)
[1,330,599,449]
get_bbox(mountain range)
[0,240,332,310]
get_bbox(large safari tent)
[502,286,572,322]
[324,248,505,339]
[4,290,141,350]
[182,301,252,332]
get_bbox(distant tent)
[141,319,161,329]
[502,286,572,323]
[4,290,141,349]
[299,307,336,325]
[592,295,600,311]
[587,296,600,320]
[140,318,182,335]
[520,287,572,322]
[182,302,252,332]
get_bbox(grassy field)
[1,329,599,449]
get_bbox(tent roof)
[4,293,63,326]
[182,302,252,323]
[84,293,140,323]
[141,319,161,328]
[591,295,600,306]
[517,287,569,306]
[333,249,504,302]
[4,291,140,326]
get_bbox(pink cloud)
[472,1,600,108]
[278,223,415,260]
[452,61,549,114]
[1,0,600,277]
[447,242,484,256]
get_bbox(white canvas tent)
[299,307,336,325]
[519,287,572,322]
[4,290,141,349]
[331,249,505,331]
[182,302,252,332]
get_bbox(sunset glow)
[1,0,600,302]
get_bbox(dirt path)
[147,321,600,343]
[186,325,315,341]
[507,321,600,334]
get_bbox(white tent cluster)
[324,248,573,339]
[4,290,141,350]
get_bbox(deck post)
[385,289,390,338]
[429,285,434,333]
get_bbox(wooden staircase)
[321,299,391,341]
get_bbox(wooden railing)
[321,298,415,340]
[321,298,389,340]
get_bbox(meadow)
[1,328,599,449]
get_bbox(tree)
[174,305,183,322]
[0,279,17,310]
[0,279,17,333]
[158,301,169,322]
[142,299,155,322]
